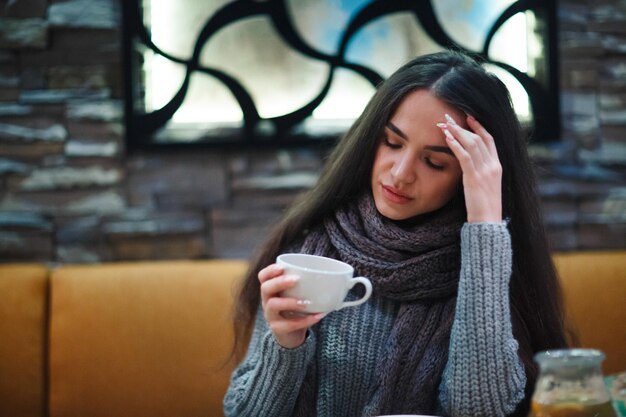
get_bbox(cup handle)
[340,277,373,309]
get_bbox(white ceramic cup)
[277,253,373,314]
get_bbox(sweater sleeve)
[223,307,317,417]
[438,222,526,417]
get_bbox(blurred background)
[0,0,624,264]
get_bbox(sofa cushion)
[48,260,247,417]
[554,250,626,374]
[0,264,48,417]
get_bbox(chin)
[374,200,413,221]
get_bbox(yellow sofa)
[0,252,624,417]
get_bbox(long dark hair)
[232,50,568,405]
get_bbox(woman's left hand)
[440,114,503,223]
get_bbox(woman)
[224,51,568,417]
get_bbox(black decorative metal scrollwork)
[122,0,559,149]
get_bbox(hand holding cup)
[258,254,372,349]
[277,253,372,314]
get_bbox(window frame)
[121,0,560,151]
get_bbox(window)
[122,0,558,149]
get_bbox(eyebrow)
[386,122,455,157]
[425,145,454,156]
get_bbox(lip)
[381,184,413,204]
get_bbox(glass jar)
[530,349,617,417]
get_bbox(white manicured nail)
[445,113,457,125]
[436,122,447,129]
[296,299,312,305]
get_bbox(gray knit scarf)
[294,193,464,416]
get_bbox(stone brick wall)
[542,0,626,251]
[0,0,624,263]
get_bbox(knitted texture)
[294,194,464,416]
[223,310,316,417]
[223,223,526,417]
[439,223,526,417]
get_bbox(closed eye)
[425,157,444,171]
[383,135,402,149]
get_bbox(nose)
[390,152,416,185]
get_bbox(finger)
[444,118,490,166]
[268,312,326,335]
[280,310,310,319]
[443,114,489,164]
[443,128,475,174]
[459,117,502,181]
[466,115,499,162]
[258,264,284,284]
[260,274,299,300]
[265,297,311,320]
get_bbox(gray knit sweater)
[224,223,526,417]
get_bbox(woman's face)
[371,89,464,221]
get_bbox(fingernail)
[296,299,311,305]
[315,313,326,319]
[445,113,457,125]
[286,275,300,282]
[436,122,447,129]
[444,129,455,141]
